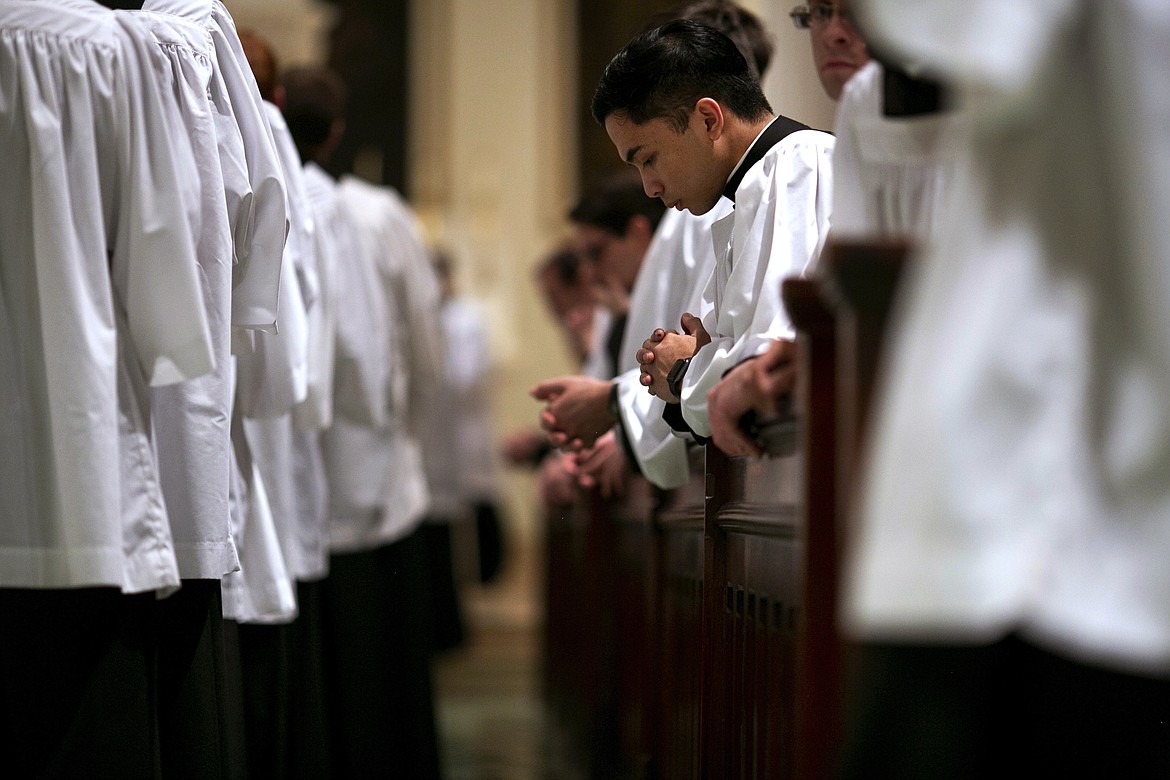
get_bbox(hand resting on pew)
[530,374,615,451]
[571,430,628,498]
[708,338,799,458]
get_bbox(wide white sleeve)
[234,231,309,418]
[615,368,691,489]
[209,1,287,332]
[618,205,728,372]
[387,197,445,401]
[616,209,722,487]
[112,14,213,386]
[293,172,341,432]
[858,0,1078,115]
[267,102,319,313]
[680,132,835,437]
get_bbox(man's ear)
[694,97,724,140]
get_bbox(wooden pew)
[702,443,803,779]
[540,240,908,778]
[784,241,911,780]
[783,277,841,780]
[612,478,659,775]
[542,475,665,777]
[651,461,706,779]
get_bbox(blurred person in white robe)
[0,1,221,774]
[284,64,446,779]
[531,172,664,497]
[831,1,1170,775]
[417,250,508,652]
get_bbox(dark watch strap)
[666,357,692,401]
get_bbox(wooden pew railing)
[541,241,909,779]
[652,463,706,779]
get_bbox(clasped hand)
[634,312,709,403]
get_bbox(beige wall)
[227,0,837,551]
[225,0,333,70]
[409,0,580,550]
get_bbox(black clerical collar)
[721,115,811,203]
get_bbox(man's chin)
[685,198,718,216]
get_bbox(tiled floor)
[435,623,564,780]
[433,538,587,780]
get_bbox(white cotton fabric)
[679,125,835,438]
[134,3,240,581]
[844,0,1170,675]
[221,421,297,623]
[614,205,727,489]
[0,0,213,592]
[827,60,965,245]
[234,104,309,419]
[419,296,499,519]
[303,165,389,430]
[294,163,342,433]
[233,101,318,602]
[580,307,615,381]
[207,0,286,334]
[323,178,443,552]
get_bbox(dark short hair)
[591,19,772,130]
[282,66,347,164]
[647,0,773,80]
[569,170,665,237]
[238,29,280,103]
[537,245,586,288]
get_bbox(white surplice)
[614,205,727,489]
[304,165,390,431]
[827,60,964,245]
[0,0,213,593]
[225,98,319,621]
[207,0,285,334]
[322,177,443,552]
[134,2,240,581]
[679,124,835,438]
[419,296,498,518]
[238,102,323,589]
[844,0,1170,675]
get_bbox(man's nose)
[823,8,855,43]
[641,174,663,199]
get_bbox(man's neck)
[722,114,775,185]
[724,113,775,165]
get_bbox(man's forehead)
[605,115,663,161]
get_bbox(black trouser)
[0,580,233,779]
[837,633,1170,779]
[320,530,442,779]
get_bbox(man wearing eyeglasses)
[704,1,870,457]
[791,1,869,100]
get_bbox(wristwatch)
[607,381,621,420]
[666,357,692,401]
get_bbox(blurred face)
[574,222,644,295]
[604,108,726,216]
[808,0,869,100]
[538,264,593,324]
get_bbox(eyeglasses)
[789,3,856,31]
